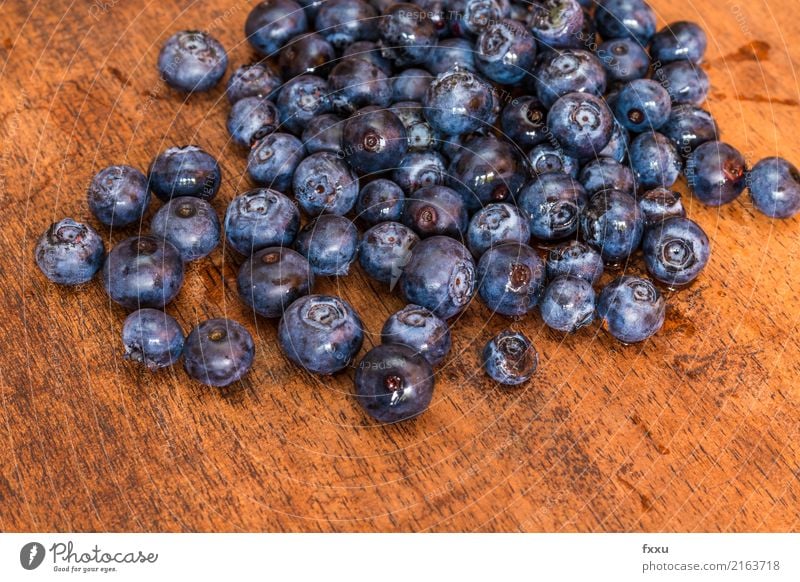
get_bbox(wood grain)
[0,0,798,532]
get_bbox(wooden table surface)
[1,0,798,532]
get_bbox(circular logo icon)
[20,542,46,570]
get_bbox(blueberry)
[275,74,331,135]
[293,151,360,216]
[393,68,434,101]
[653,61,709,106]
[660,105,719,156]
[482,330,538,386]
[748,157,800,218]
[532,49,607,109]
[475,18,537,85]
[102,236,184,310]
[314,0,378,50]
[379,3,439,67]
[148,145,221,202]
[540,275,596,332]
[381,304,452,366]
[341,106,408,175]
[414,0,449,38]
[34,218,105,285]
[354,343,434,423]
[518,173,588,241]
[467,202,531,258]
[328,57,393,114]
[343,41,393,75]
[237,247,314,318]
[278,32,335,78]
[403,185,468,239]
[597,276,665,343]
[87,165,150,227]
[595,0,656,43]
[477,242,545,317]
[528,0,584,48]
[580,189,644,264]
[614,79,672,132]
[578,157,635,195]
[638,187,686,227]
[356,179,406,225]
[245,0,308,56]
[448,136,526,211]
[643,216,710,287]
[224,188,300,255]
[122,309,184,371]
[425,38,477,76]
[598,38,650,83]
[158,31,227,93]
[393,151,447,194]
[650,21,707,64]
[227,63,283,103]
[294,214,359,276]
[449,0,508,39]
[359,221,419,287]
[390,101,440,152]
[501,96,550,150]
[400,236,476,319]
[629,131,682,189]
[301,113,344,154]
[548,92,614,159]
[686,141,747,206]
[150,196,220,262]
[247,132,305,191]
[424,68,496,136]
[527,143,579,178]
[598,118,630,163]
[227,96,280,147]
[183,319,255,387]
[278,294,364,374]
[546,240,604,284]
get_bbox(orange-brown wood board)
[0,0,798,532]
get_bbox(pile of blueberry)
[34,0,800,423]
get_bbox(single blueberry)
[532,49,607,109]
[341,106,408,175]
[546,240,604,285]
[381,304,452,366]
[400,236,476,319]
[227,62,283,103]
[122,308,184,371]
[518,173,588,241]
[379,3,439,67]
[482,330,538,386]
[328,57,393,114]
[477,242,546,317]
[748,157,800,218]
[314,0,379,50]
[649,21,707,64]
[224,188,300,255]
[301,113,345,154]
[686,141,747,206]
[150,196,220,262]
[34,218,105,285]
[614,79,672,133]
[578,157,635,195]
[148,145,221,202]
[475,18,537,85]
[629,131,683,189]
[639,187,686,227]
[245,0,308,56]
[528,0,584,49]
[449,0,508,39]
[424,38,477,76]
[354,343,434,423]
[278,32,336,78]
[660,105,719,156]
[501,96,551,150]
[653,61,710,106]
[87,165,150,227]
[356,179,406,225]
[528,143,580,178]
[548,92,614,160]
[184,319,255,387]
[643,216,710,287]
[580,189,644,265]
[278,294,364,374]
[158,31,228,93]
[597,276,665,343]
[227,96,280,148]
[247,132,305,191]
[595,0,656,43]
[467,202,531,258]
[402,185,468,239]
[540,275,596,333]
[237,247,314,318]
[293,151,360,216]
[294,214,359,276]
[102,236,184,310]
[598,38,650,83]
[393,151,447,195]
[359,221,419,287]
[343,41,393,75]
[423,68,496,137]
[276,74,331,135]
